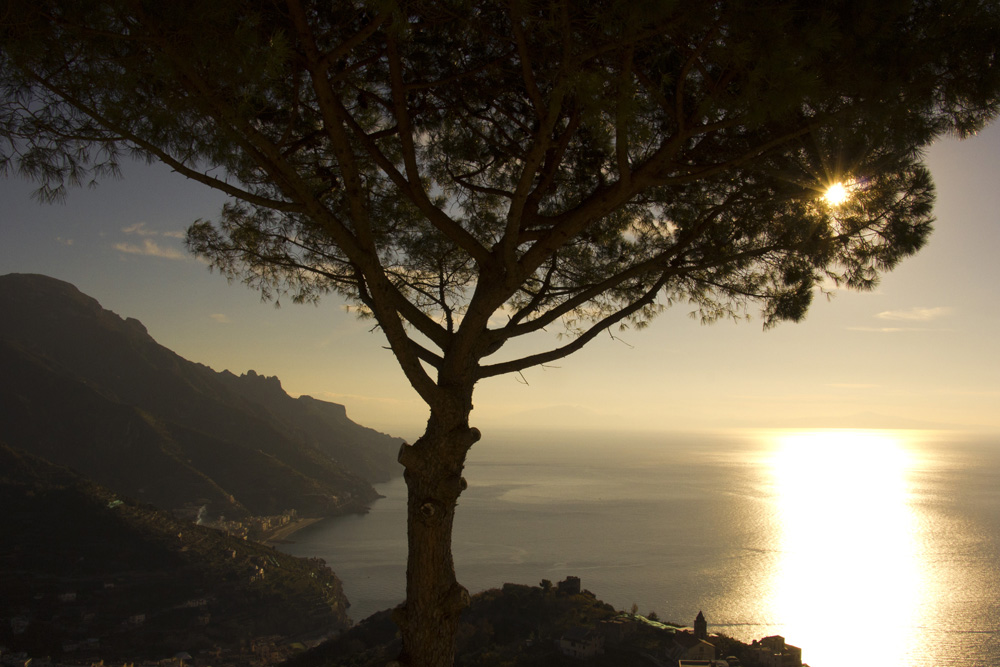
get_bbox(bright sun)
[824,182,850,206]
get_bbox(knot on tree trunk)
[416,473,466,523]
[419,500,439,519]
[397,441,419,469]
[444,424,481,455]
[444,581,471,614]
[438,473,466,499]
[396,425,482,475]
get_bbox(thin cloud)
[848,326,909,332]
[122,222,185,239]
[113,239,186,260]
[209,313,230,324]
[55,237,74,246]
[877,306,951,321]
[122,222,158,236]
[846,326,943,333]
[312,390,421,409]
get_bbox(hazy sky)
[2,125,999,440]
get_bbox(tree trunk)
[393,411,480,667]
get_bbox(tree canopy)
[3,1,999,665]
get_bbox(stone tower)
[694,610,707,640]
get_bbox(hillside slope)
[0,273,402,519]
[0,442,352,661]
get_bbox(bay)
[279,428,1000,666]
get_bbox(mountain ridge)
[0,272,403,521]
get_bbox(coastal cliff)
[0,273,403,521]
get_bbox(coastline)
[262,517,326,545]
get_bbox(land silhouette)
[0,273,403,523]
[0,273,413,660]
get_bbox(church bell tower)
[694,610,707,640]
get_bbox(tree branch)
[477,274,669,379]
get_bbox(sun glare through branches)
[823,182,851,206]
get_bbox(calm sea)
[278,429,1000,667]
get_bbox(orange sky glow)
[2,126,999,440]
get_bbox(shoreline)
[262,516,326,545]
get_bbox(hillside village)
[552,577,804,667]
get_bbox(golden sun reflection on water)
[767,430,921,667]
